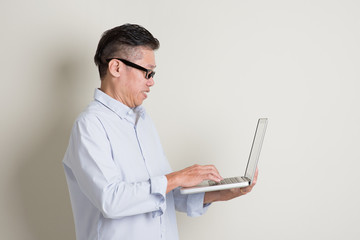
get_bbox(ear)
[107,59,122,78]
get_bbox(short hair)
[94,24,160,79]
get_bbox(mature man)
[63,24,258,240]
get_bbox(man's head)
[94,24,160,80]
[94,24,160,108]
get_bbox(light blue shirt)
[63,89,209,240]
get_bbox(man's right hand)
[165,164,223,193]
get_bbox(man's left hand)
[204,168,259,203]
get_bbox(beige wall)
[1,0,360,239]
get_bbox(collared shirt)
[63,89,209,240]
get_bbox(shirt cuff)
[150,175,167,217]
[186,192,211,217]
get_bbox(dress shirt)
[63,88,209,240]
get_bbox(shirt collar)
[94,88,146,120]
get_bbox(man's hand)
[204,168,259,203]
[166,164,223,193]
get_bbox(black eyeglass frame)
[106,58,155,79]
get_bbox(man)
[63,23,258,240]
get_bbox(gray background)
[1,0,359,239]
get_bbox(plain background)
[1,0,359,239]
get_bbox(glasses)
[106,58,155,79]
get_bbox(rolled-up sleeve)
[172,188,211,217]
[150,175,168,217]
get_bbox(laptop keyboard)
[208,177,244,186]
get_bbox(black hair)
[94,24,160,79]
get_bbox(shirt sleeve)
[63,114,167,219]
[172,187,211,217]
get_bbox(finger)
[202,173,222,182]
[252,168,258,180]
[241,187,251,195]
[242,185,253,192]
[194,165,223,181]
[252,168,259,184]
[203,165,223,180]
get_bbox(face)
[118,48,156,108]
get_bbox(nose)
[147,77,155,87]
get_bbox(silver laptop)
[180,118,268,194]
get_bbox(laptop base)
[180,177,250,194]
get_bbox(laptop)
[180,118,268,194]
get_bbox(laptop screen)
[244,118,268,182]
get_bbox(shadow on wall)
[15,55,83,240]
